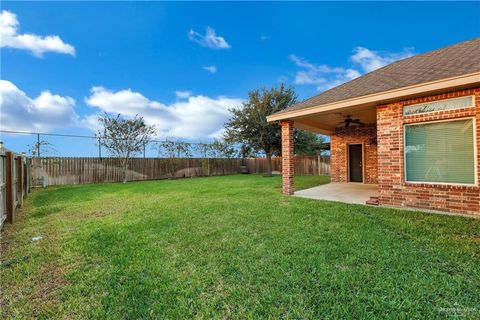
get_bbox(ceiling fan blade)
[352,119,365,125]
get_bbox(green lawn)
[1,175,479,319]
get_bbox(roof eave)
[267,71,480,122]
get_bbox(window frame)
[403,117,478,187]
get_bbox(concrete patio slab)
[294,183,378,205]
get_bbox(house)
[267,38,480,215]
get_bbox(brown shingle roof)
[277,38,480,114]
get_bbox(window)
[404,118,476,185]
[403,96,473,116]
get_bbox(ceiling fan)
[337,114,365,127]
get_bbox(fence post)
[5,152,15,223]
[317,151,321,176]
[16,155,24,206]
[21,153,28,197]
[37,133,41,157]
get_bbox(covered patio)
[268,83,380,197]
[267,38,480,215]
[295,183,378,205]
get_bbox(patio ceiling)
[293,104,377,135]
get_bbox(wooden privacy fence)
[30,155,330,187]
[245,156,330,176]
[1,149,30,228]
[0,153,330,226]
[30,157,242,187]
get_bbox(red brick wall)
[281,120,295,195]
[331,124,378,184]
[377,88,480,216]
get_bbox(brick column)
[281,120,294,195]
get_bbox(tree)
[195,143,211,158]
[28,139,56,157]
[158,139,192,178]
[208,139,238,175]
[28,138,57,187]
[96,113,155,183]
[209,139,237,158]
[224,84,296,176]
[238,144,258,158]
[295,131,326,156]
[224,84,324,176]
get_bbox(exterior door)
[348,144,363,182]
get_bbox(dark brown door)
[349,144,363,182]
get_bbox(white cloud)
[0,10,75,57]
[289,54,360,91]
[260,35,270,41]
[80,113,103,133]
[188,27,231,49]
[85,86,243,139]
[351,47,414,73]
[175,90,192,99]
[290,46,414,91]
[202,65,217,74]
[208,127,226,139]
[0,80,78,132]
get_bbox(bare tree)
[208,139,238,175]
[193,143,212,176]
[28,139,57,187]
[158,139,192,178]
[96,113,155,183]
[209,139,237,158]
[28,139,56,157]
[195,143,212,158]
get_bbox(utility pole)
[37,133,40,157]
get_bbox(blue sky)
[1,1,479,156]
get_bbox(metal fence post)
[37,133,40,157]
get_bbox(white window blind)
[404,119,475,184]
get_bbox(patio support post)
[281,120,294,195]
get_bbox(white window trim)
[403,95,475,116]
[403,117,478,187]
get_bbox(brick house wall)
[376,88,480,215]
[330,124,378,184]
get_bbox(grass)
[1,175,479,319]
